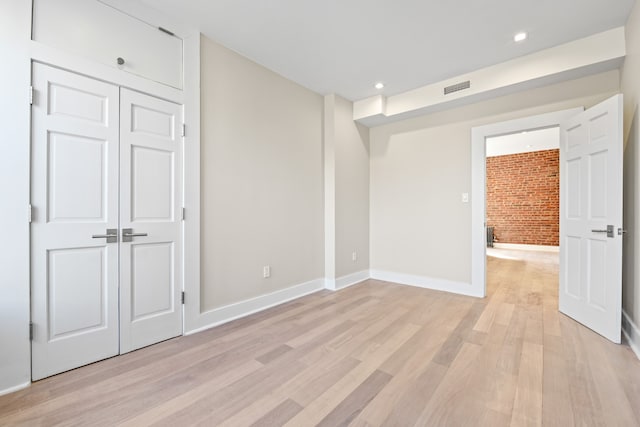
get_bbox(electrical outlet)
[352,251,357,262]
[263,265,271,278]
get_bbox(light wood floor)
[2,249,640,426]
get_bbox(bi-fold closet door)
[31,62,183,380]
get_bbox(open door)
[559,94,623,343]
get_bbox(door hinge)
[181,291,185,304]
[181,207,185,221]
[29,86,34,105]
[181,124,186,137]
[29,322,34,341]
[28,204,33,223]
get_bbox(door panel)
[565,236,582,299]
[48,83,109,125]
[559,94,623,343]
[566,158,581,218]
[131,104,176,138]
[31,63,119,380]
[131,146,174,221]
[48,247,107,338]
[131,242,175,321]
[587,240,607,310]
[589,151,607,219]
[48,132,107,221]
[119,88,183,353]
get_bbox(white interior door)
[559,94,623,343]
[119,88,183,353]
[31,63,120,380]
[32,65,184,378]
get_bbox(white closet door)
[31,63,120,380]
[119,88,183,353]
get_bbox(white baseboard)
[325,270,370,291]
[369,270,483,298]
[493,243,559,252]
[185,278,325,336]
[622,310,640,361]
[0,381,30,397]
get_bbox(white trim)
[471,130,486,298]
[0,382,30,397]
[185,279,325,336]
[471,108,584,297]
[492,243,560,252]
[0,0,32,396]
[622,310,640,361]
[325,278,336,290]
[326,270,370,291]
[182,31,202,335]
[370,270,482,298]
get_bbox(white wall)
[0,0,32,395]
[334,96,370,279]
[621,0,640,353]
[200,36,324,311]
[370,70,620,289]
[370,118,472,283]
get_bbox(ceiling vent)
[444,80,471,95]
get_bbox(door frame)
[470,108,584,297]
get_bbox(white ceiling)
[140,0,635,101]
[486,127,559,157]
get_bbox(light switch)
[462,193,469,203]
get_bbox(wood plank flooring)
[2,249,639,426]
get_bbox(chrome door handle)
[122,228,148,242]
[591,225,614,238]
[92,228,118,243]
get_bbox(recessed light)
[374,82,384,90]
[514,32,528,43]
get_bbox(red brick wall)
[486,149,559,246]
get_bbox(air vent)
[444,80,471,95]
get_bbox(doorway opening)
[470,107,583,297]
[484,127,561,298]
[486,127,560,251]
